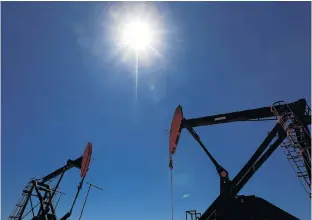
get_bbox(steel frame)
[186,210,201,220]
[9,156,83,220]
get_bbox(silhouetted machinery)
[9,143,92,220]
[169,99,311,220]
[9,98,311,220]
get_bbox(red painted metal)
[81,142,92,178]
[169,105,183,155]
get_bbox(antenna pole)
[55,191,66,211]
[78,182,103,220]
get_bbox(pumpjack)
[169,99,311,220]
[8,143,92,220]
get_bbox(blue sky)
[2,2,311,220]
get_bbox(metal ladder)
[271,101,311,196]
[9,180,34,220]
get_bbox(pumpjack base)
[209,195,298,220]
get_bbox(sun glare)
[122,20,152,53]
[109,3,166,101]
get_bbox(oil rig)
[8,98,311,220]
[8,143,92,220]
[169,98,311,220]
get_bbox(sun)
[108,3,166,101]
[117,17,160,101]
[122,19,152,53]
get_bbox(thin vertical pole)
[78,182,103,220]
[55,192,65,211]
[78,184,91,220]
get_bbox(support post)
[78,182,103,220]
